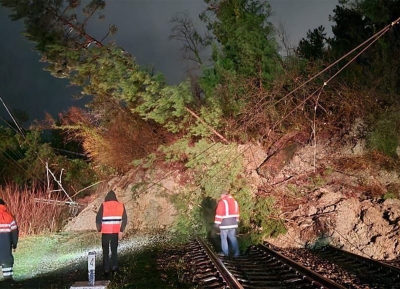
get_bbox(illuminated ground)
[2,231,192,289]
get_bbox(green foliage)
[243,195,286,244]
[63,159,97,190]
[15,130,55,184]
[14,231,195,288]
[383,191,397,200]
[6,0,400,249]
[342,0,398,24]
[297,26,327,60]
[132,153,157,169]
[366,111,400,157]
[200,0,281,81]
[0,124,97,190]
[163,139,245,194]
[310,174,327,188]
[190,0,281,136]
[136,81,195,133]
[199,59,248,121]
[287,184,304,197]
[1,0,203,140]
[163,140,247,237]
[170,187,209,236]
[162,139,285,241]
[328,0,400,98]
[196,0,283,133]
[0,126,21,179]
[0,128,61,185]
[329,3,374,57]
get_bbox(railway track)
[187,238,346,288]
[308,245,400,288]
[182,238,400,288]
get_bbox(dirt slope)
[261,131,400,260]
[65,127,400,260]
[64,168,179,232]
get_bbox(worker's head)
[0,198,5,205]
[220,190,229,199]
[105,190,118,202]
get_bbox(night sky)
[0,0,338,125]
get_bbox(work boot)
[2,276,15,286]
[3,276,13,281]
[111,267,118,278]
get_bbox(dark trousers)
[1,262,13,280]
[101,233,119,273]
[0,248,14,280]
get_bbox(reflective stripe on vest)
[215,199,239,220]
[215,196,239,228]
[101,201,124,234]
[0,220,17,232]
[222,199,239,218]
[0,206,17,233]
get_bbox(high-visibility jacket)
[214,195,239,230]
[0,204,18,266]
[100,201,125,234]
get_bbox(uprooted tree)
[2,0,400,239]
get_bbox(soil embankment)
[66,129,400,260]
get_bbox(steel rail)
[312,244,400,288]
[197,237,245,289]
[323,245,400,276]
[258,243,347,289]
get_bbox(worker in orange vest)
[0,198,18,282]
[214,191,240,257]
[96,190,127,277]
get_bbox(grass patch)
[7,230,195,289]
[13,231,100,282]
[107,245,196,289]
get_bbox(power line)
[6,2,398,241]
[273,16,400,108]
[0,96,25,138]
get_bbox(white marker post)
[88,251,96,286]
[69,251,110,288]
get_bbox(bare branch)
[169,12,211,66]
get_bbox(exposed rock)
[64,168,181,232]
[263,133,400,260]
[65,134,400,260]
